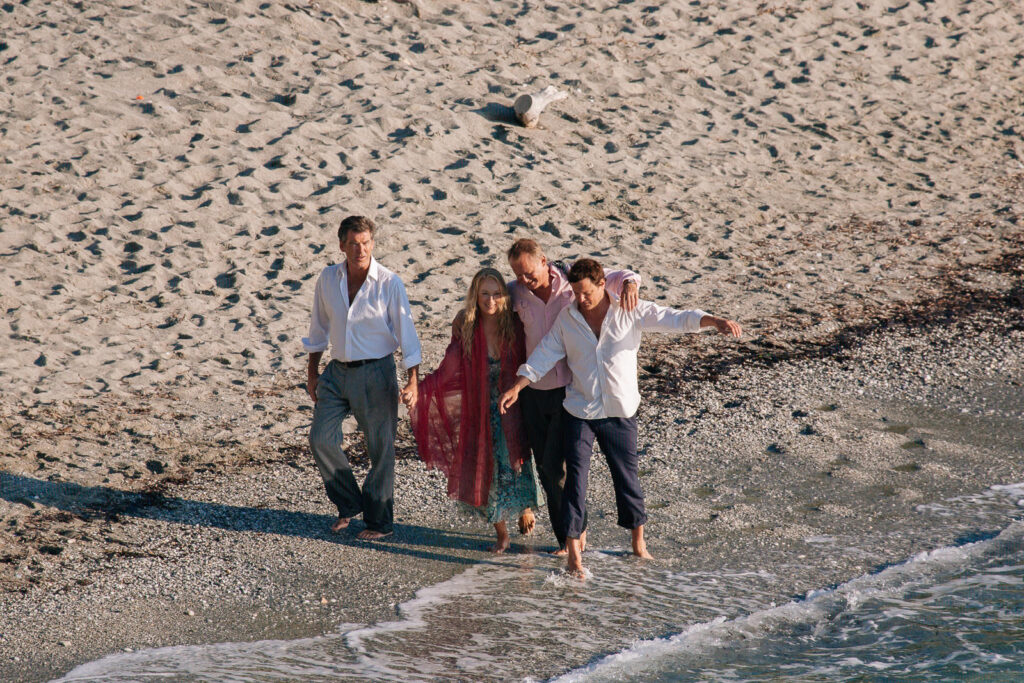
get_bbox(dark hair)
[568,258,604,284]
[507,238,544,260]
[338,216,376,243]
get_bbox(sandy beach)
[1,0,1022,679]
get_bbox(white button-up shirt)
[509,266,640,391]
[518,296,707,419]
[302,258,422,370]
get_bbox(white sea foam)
[344,563,491,652]
[54,483,1024,682]
[552,517,1024,682]
[55,564,503,682]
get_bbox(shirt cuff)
[517,364,543,383]
[400,351,423,370]
[302,337,328,353]
[689,310,710,332]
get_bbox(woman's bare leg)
[491,521,511,553]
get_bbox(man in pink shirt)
[506,239,639,554]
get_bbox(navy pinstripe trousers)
[560,414,646,540]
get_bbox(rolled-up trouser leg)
[349,355,399,534]
[309,362,362,519]
[560,414,597,540]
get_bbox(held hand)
[620,280,639,312]
[714,317,743,338]
[400,379,418,410]
[307,374,319,404]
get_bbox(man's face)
[571,277,606,311]
[341,230,374,270]
[508,253,549,292]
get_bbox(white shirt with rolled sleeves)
[302,258,422,370]
[517,296,708,419]
[509,266,640,391]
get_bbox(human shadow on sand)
[1,472,522,566]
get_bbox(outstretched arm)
[700,315,742,338]
[499,376,531,414]
[636,302,742,338]
[500,320,567,412]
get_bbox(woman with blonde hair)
[411,268,543,552]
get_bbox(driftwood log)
[513,86,568,128]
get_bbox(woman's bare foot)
[631,526,653,559]
[491,522,510,553]
[517,509,535,536]
[330,517,350,533]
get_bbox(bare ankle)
[631,526,653,559]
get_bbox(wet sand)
[1,0,1023,679]
[3,302,1023,682]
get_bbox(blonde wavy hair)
[459,268,515,357]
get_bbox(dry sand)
[1,0,1022,679]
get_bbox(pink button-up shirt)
[508,265,639,391]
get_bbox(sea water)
[55,484,1024,682]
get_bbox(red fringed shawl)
[411,319,529,507]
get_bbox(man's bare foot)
[517,509,535,535]
[357,529,393,541]
[565,536,584,576]
[330,517,350,533]
[491,522,510,553]
[631,526,653,559]
[554,528,586,557]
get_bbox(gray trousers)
[309,356,399,533]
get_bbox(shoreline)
[4,300,1022,682]
[3,0,1024,678]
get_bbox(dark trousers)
[309,356,399,533]
[561,414,645,540]
[519,386,585,548]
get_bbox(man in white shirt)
[506,239,640,555]
[303,216,421,540]
[500,258,742,574]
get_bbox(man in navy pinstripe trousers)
[500,258,742,575]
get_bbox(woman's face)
[476,278,504,317]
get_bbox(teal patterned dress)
[465,357,544,523]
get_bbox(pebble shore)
[2,293,1021,681]
[2,0,1023,678]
